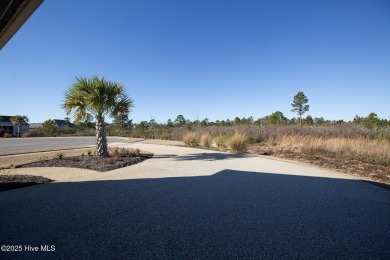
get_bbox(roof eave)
[0,0,45,50]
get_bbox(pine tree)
[291,91,309,125]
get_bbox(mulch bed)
[1,153,153,192]
[17,154,153,172]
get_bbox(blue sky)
[1,0,389,123]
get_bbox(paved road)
[0,137,126,153]
[0,143,389,258]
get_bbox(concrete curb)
[0,146,94,157]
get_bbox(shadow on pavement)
[1,170,389,258]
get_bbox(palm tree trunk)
[95,115,109,157]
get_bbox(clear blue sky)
[1,0,389,123]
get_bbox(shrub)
[86,149,93,156]
[110,147,120,156]
[212,135,226,151]
[134,148,141,156]
[120,147,130,156]
[21,132,31,138]
[41,119,57,137]
[200,133,213,147]
[182,132,199,147]
[22,129,42,137]
[227,133,248,152]
[54,151,64,160]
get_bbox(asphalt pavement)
[0,142,389,259]
[0,137,126,153]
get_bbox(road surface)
[0,142,389,258]
[0,137,126,153]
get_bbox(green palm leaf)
[62,76,134,157]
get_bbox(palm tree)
[62,76,133,157]
[10,115,29,137]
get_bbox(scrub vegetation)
[124,110,390,183]
[16,91,390,184]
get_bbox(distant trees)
[291,91,309,125]
[112,112,133,131]
[41,119,57,136]
[303,115,314,125]
[174,115,187,126]
[10,115,29,137]
[230,116,254,125]
[265,111,288,125]
[200,118,209,127]
[167,119,174,127]
[234,117,241,124]
[353,112,389,128]
[135,121,148,132]
[107,110,387,140]
[313,117,325,125]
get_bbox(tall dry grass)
[279,135,390,166]
[227,133,248,152]
[212,135,227,151]
[125,123,390,143]
[182,132,199,147]
[123,123,390,165]
[200,133,213,147]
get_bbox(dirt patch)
[0,175,53,192]
[248,144,390,185]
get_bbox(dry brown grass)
[182,132,199,147]
[125,123,390,144]
[200,133,213,147]
[227,133,248,152]
[212,135,227,151]
[246,135,390,184]
[125,124,390,183]
[279,135,390,166]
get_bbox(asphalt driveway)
[0,136,126,153]
[0,143,389,258]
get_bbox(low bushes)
[278,135,390,166]
[227,133,248,152]
[54,151,64,160]
[212,135,226,151]
[200,133,213,147]
[108,147,142,157]
[182,132,199,147]
[184,132,249,153]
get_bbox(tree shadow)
[0,170,389,258]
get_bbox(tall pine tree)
[291,91,309,125]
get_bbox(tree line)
[6,76,389,158]
[131,111,389,131]
[37,89,389,139]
